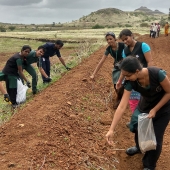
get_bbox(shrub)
[92,24,104,29]
[8,26,16,31]
[125,24,132,27]
[140,23,149,27]
[0,26,6,32]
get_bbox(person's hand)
[45,77,52,82]
[106,130,114,145]
[26,81,31,88]
[90,74,95,80]
[116,81,122,89]
[148,109,157,118]
[4,94,11,103]
[65,66,71,71]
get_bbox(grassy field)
[0,29,106,124]
[0,27,151,40]
[0,27,160,124]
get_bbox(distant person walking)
[150,23,154,38]
[152,23,158,38]
[90,32,125,109]
[41,40,70,83]
[157,23,161,37]
[164,22,169,36]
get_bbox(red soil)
[0,34,170,170]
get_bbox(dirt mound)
[0,35,170,170]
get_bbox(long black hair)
[120,56,142,73]
[105,32,116,39]
[21,45,32,52]
[119,29,132,39]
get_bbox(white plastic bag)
[138,113,157,153]
[16,79,28,104]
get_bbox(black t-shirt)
[2,53,22,76]
[105,42,125,65]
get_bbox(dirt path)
[0,34,170,170]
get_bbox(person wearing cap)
[41,40,70,83]
[90,32,125,109]
[22,45,51,95]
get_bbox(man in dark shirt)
[41,40,70,83]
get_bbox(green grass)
[0,38,43,53]
[0,38,103,125]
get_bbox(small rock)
[8,163,16,168]
[67,101,72,105]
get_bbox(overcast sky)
[0,0,169,24]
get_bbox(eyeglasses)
[106,32,115,36]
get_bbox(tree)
[0,26,6,32]
[8,26,16,31]
[52,22,55,27]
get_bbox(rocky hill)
[63,7,168,28]
[135,6,165,15]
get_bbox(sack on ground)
[16,79,28,104]
[138,113,157,153]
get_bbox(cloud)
[0,0,169,24]
[0,0,43,6]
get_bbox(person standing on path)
[90,32,125,109]
[22,45,51,95]
[116,29,153,113]
[1,45,31,108]
[150,23,154,38]
[41,40,70,83]
[106,56,170,170]
[164,22,169,36]
[157,23,161,37]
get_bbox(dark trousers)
[134,112,170,170]
[23,65,38,92]
[150,30,153,37]
[41,57,50,82]
[5,76,17,105]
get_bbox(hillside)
[135,6,165,15]
[0,7,169,31]
[63,7,168,28]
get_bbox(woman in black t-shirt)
[1,45,31,108]
[106,56,170,170]
[90,32,125,108]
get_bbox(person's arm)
[58,57,67,67]
[18,66,28,82]
[142,43,153,66]
[90,55,107,79]
[115,50,126,89]
[144,51,153,66]
[148,75,170,118]
[16,59,28,82]
[106,89,131,145]
[39,67,49,78]
[0,82,11,102]
[0,82,7,94]
[37,58,52,82]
